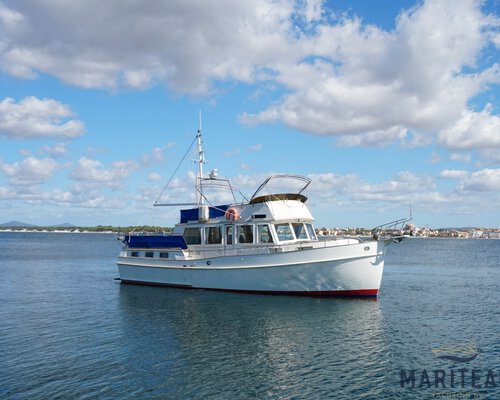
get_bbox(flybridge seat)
[180,205,229,223]
[126,235,188,249]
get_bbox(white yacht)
[117,126,408,297]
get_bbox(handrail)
[371,217,414,240]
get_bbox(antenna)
[196,111,205,206]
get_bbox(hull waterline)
[117,241,386,297]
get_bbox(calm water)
[0,233,499,399]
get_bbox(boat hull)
[116,241,386,297]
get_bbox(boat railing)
[370,217,414,241]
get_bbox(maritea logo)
[400,343,498,391]
[432,343,481,363]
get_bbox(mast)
[196,111,205,206]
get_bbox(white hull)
[117,240,386,296]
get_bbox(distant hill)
[0,220,37,227]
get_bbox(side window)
[226,225,233,245]
[292,223,308,240]
[258,225,274,243]
[274,223,294,241]
[205,226,222,244]
[183,227,201,245]
[306,223,317,240]
[237,225,254,244]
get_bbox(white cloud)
[148,172,162,182]
[70,157,138,187]
[0,0,300,94]
[353,171,437,203]
[306,171,453,217]
[459,168,500,192]
[141,146,166,166]
[337,126,408,147]
[0,0,497,152]
[438,104,500,150]
[0,184,128,209]
[0,156,59,185]
[41,143,69,158]
[477,148,500,165]
[449,152,472,163]
[0,96,85,139]
[439,169,469,179]
[240,0,499,145]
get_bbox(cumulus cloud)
[459,168,500,192]
[449,152,472,163]
[0,96,85,139]
[0,0,497,152]
[439,169,469,179]
[0,184,128,209]
[0,156,59,185]
[0,0,303,93]
[70,157,138,188]
[438,104,500,150]
[242,1,498,139]
[337,126,408,148]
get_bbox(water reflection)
[118,285,389,399]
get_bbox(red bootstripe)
[120,280,378,297]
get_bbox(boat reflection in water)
[117,284,389,398]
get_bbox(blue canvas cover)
[126,235,188,249]
[180,205,229,223]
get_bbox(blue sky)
[0,0,499,228]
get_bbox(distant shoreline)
[2,227,499,239]
[0,226,171,234]
[0,229,117,234]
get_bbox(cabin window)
[159,252,169,259]
[130,251,140,257]
[306,223,317,240]
[258,224,274,243]
[274,223,294,241]
[145,251,154,258]
[237,225,254,244]
[292,223,308,240]
[205,226,222,244]
[183,227,201,245]
[226,226,233,245]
